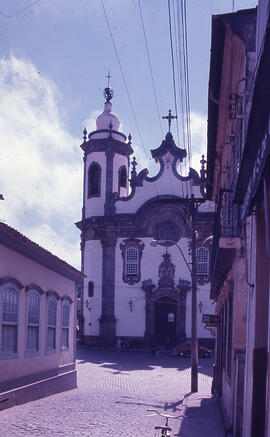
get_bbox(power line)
[137,0,163,139]
[164,0,182,196]
[181,0,192,168]
[0,0,41,18]
[167,0,180,148]
[100,0,150,167]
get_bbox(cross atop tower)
[106,71,112,87]
[162,109,177,132]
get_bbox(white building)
[76,88,215,348]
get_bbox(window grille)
[120,239,144,285]
[1,287,18,354]
[47,298,57,352]
[61,301,70,349]
[158,223,179,242]
[196,247,209,275]
[26,293,40,353]
[125,248,139,275]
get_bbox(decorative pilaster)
[104,149,115,216]
[99,237,117,343]
[82,153,86,220]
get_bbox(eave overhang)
[210,246,236,299]
[234,12,270,204]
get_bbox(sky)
[0,0,258,269]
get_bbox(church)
[76,86,214,348]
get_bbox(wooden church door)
[154,297,177,345]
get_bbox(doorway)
[154,297,177,345]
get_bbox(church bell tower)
[78,87,133,343]
[81,86,133,218]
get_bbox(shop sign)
[202,314,221,326]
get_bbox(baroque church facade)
[76,88,214,347]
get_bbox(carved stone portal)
[142,274,190,346]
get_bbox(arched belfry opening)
[88,162,101,198]
[118,166,127,191]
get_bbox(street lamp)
[151,238,198,393]
[151,240,191,273]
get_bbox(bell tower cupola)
[80,86,133,219]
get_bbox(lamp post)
[151,234,198,393]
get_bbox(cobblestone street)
[0,347,224,436]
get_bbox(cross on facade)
[162,109,177,132]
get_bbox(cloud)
[190,111,207,172]
[0,55,82,268]
[0,55,208,272]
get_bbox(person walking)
[116,337,121,352]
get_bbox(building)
[76,87,215,349]
[207,4,270,436]
[0,222,82,410]
[233,1,270,435]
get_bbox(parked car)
[173,341,211,358]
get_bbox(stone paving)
[0,347,225,436]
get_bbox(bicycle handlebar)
[147,409,178,419]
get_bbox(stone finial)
[131,156,137,174]
[128,133,132,144]
[200,154,207,180]
[83,127,87,142]
[130,156,137,187]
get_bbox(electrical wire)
[0,0,41,18]
[181,0,192,169]
[137,0,163,139]
[100,0,151,170]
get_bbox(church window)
[88,162,101,198]
[126,248,139,275]
[158,223,179,242]
[26,290,40,355]
[0,285,19,356]
[118,166,127,191]
[120,239,145,285]
[61,300,70,350]
[46,296,57,353]
[196,247,209,276]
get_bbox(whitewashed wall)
[83,240,103,336]
[115,240,145,336]
[116,166,202,214]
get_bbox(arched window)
[26,290,40,355]
[196,247,209,276]
[0,285,19,356]
[46,296,57,353]
[118,166,127,191]
[88,162,101,198]
[61,300,70,350]
[120,239,145,285]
